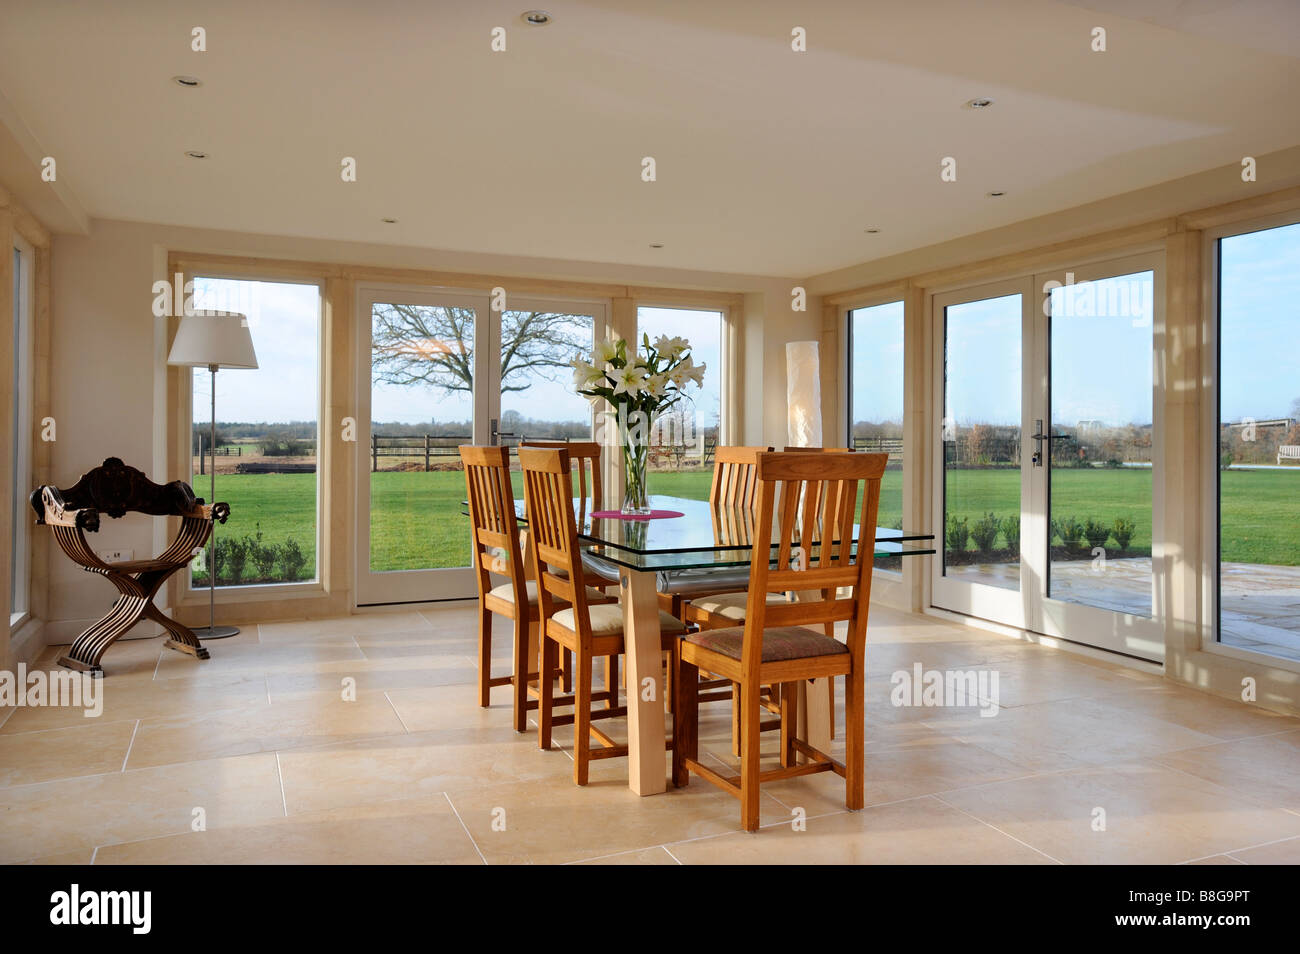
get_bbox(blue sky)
[1220,222,1300,423]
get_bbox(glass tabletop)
[513,494,936,573]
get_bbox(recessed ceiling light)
[965,98,994,109]
[381,217,398,224]
[649,243,664,249]
[987,190,1005,197]
[521,10,552,25]
[172,75,202,88]
[864,227,880,234]
[184,150,208,159]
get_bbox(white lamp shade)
[786,340,822,448]
[167,312,258,369]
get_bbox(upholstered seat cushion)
[488,580,607,606]
[551,602,688,637]
[689,591,786,622]
[685,625,848,663]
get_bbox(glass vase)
[618,401,653,516]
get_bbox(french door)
[354,285,605,605]
[930,254,1165,661]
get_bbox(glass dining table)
[512,494,936,795]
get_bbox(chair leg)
[846,671,865,811]
[605,654,619,709]
[779,682,798,769]
[740,677,763,833]
[477,606,492,708]
[538,635,556,751]
[825,622,837,739]
[574,650,593,786]
[673,655,699,788]
[733,686,743,759]
[511,615,530,733]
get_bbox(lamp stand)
[195,363,240,640]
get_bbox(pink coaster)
[590,509,684,521]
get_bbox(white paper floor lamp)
[786,341,822,448]
[167,312,258,639]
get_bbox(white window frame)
[1200,211,1300,673]
[10,235,35,625]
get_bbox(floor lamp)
[167,312,258,639]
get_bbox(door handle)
[490,419,516,446]
[1029,419,1067,466]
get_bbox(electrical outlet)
[99,549,132,563]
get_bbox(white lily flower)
[611,365,647,397]
[685,360,706,387]
[644,373,668,398]
[593,338,619,366]
[667,355,693,387]
[653,334,690,357]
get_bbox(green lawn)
[198,466,1296,582]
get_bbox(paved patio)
[946,559,1300,662]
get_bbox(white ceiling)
[1,0,1298,277]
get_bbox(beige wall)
[37,218,814,643]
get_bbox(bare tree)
[371,304,591,395]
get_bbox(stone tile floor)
[1,602,1298,864]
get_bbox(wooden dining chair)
[461,445,613,732]
[519,445,688,786]
[518,439,603,513]
[519,438,609,691]
[672,451,887,831]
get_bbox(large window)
[10,239,34,622]
[849,300,906,573]
[189,278,322,587]
[1217,221,1300,661]
[635,306,722,500]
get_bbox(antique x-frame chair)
[32,457,230,676]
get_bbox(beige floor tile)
[1092,684,1297,741]
[1187,853,1247,865]
[125,695,407,769]
[936,761,1300,864]
[94,794,482,865]
[256,611,433,641]
[666,795,1054,864]
[444,773,766,864]
[151,639,366,683]
[264,654,477,703]
[1,672,268,735]
[1224,835,1300,864]
[572,845,680,865]
[938,695,1222,773]
[21,850,95,864]
[0,752,284,863]
[277,722,571,815]
[0,719,138,788]
[1154,729,1300,813]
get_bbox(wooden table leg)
[619,567,667,796]
[792,588,834,761]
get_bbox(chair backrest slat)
[519,440,603,514]
[740,451,887,676]
[709,446,772,512]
